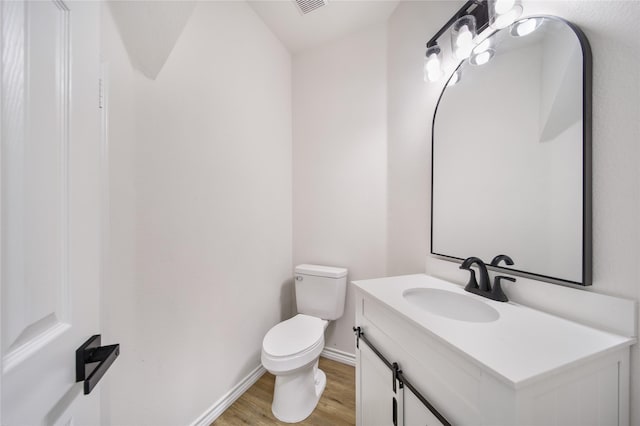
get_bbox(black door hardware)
[392,396,398,426]
[76,335,120,395]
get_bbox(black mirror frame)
[430,16,593,287]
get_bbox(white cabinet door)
[1,0,102,424]
[358,343,399,426]
[403,388,445,426]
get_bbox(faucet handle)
[491,275,516,302]
[460,258,480,291]
[460,256,490,292]
[462,269,479,292]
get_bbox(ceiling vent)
[293,0,328,15]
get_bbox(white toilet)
[261,264,348,423]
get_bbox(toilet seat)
[262,314,326,374]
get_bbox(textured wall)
[292,23,388,354]
[108,1,195,79]
[101,2,292,424]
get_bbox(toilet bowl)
[261,264,348,423]
[261,314,328,422]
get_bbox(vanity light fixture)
[469,37,495,65]
[424,45,444,82]
[469,48,494,65]
[451,15,477,60]
[510,17,541,37]
[424,0,493,83]
[488,0,523,29]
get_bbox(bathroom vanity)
[353,275,635,426]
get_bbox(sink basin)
[402,288,500,323]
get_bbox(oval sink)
[402,288,500,323]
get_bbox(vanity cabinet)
[354,275,634,426]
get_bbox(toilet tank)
[294,264,348,320]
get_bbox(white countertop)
[353,274,636,389]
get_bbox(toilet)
[261,264,348,423]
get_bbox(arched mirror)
[431,16,592,285]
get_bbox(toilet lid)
[263,314,325,357]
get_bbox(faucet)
[491,254,514,267]
[460,256,516,302]
[460,257,490,292]
[491,275,515,302]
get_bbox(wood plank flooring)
[213,357,355,426]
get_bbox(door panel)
[359,343,395,426]
[3,0,71,372]
[1,0,102,424]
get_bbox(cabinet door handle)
[392,397,398,426]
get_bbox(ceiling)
[247,0,401,54]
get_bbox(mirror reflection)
[432,16,591,285]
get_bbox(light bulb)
[425,68,442,82]
[426,54,441,74]
[489,0,522,29]
[469,48,495,66]
[424,45,443,82]
[473,38,492,54]
[475,51,491,65]
[451,15,477,60]
[425,71,442,82]
[454,26,475,59]
[494,10,518,28]
[456,25,472,47]
[455,45,474,60]
[514,18,539,36]
[448,70,461,86]
[494,0,515,14]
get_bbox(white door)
[1,0,103,424]
[358,343,397,426]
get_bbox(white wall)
[100,5,139,425]
[388,1,640,424]
[292,23,388,353]
[101,2,292,424]
[386,1,454,276]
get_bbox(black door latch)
[76,335,120,395]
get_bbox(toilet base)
[271,361,326,423]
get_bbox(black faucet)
[491,254,514,267]
[491,275,516,302]
[460,256,516,302]
[460,257,490,292]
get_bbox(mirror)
[431,16,592,286]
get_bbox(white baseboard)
[321,346,356,366]
[190,364,266,426]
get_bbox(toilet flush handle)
[295,275,303,281]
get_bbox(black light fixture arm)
[426,0,490,48]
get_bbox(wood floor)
[213,357,355,426]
